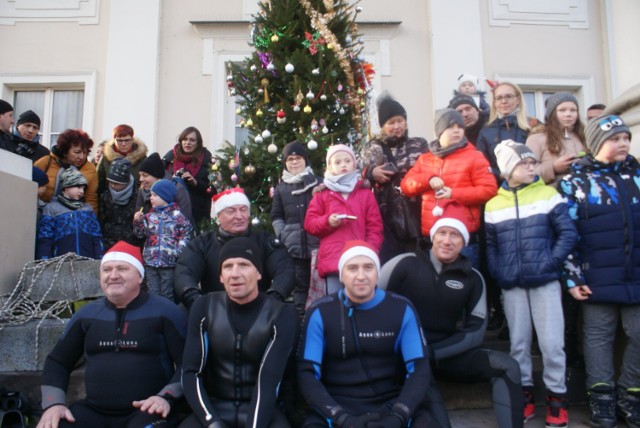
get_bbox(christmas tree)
[211,0,374,229]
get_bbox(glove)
[366,414,404,428]
[338,413,380,428]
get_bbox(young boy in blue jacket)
[484,140,578,428]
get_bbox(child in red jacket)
[304,144,383,295]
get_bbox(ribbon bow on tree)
[302,31,326,55]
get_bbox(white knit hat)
[211,188,251,217]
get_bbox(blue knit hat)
[32,166,49,187]
[151,179,176,204]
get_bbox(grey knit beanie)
[494,139,537,178]
[544,92,578,121]
[584,114,631,156]
[434,109,464,139]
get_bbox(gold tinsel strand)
[298,0,363,131]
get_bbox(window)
[494,75,596,122]
[14,88,84,148]
[0,72,96,149]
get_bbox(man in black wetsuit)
[180,237,298,428]
[380,205,524,428]
[37,241,187,428]
[297,240,449,428]
[174,187,295,308]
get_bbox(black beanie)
[17,110,41,127]
[139,153,165,179]
[448,94,478,111]
[282,141,309,169]
[107,158,132,184]
[377,93,407,127]
[219,237,263,274]
[0,99,13,115]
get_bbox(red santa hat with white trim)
[337,240,380,281]
[101,241,145,277]
[429,202,470,245]
[211,187,251,217]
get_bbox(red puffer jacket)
[401,143,497,235]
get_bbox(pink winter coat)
[304,183,383,278]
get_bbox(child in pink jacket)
[304,144,383,295]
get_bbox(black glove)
[338,413,380,428]
[366,413,404,428]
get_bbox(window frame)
[0,72,96,148]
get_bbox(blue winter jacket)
[558,155,640,304]
[485,178,578,290]
[36,199,104,259]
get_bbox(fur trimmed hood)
[103,138,148,166]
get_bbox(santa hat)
[429,202,470,245]
[101,241,145,277]
[338,240,380,281]
[211,187,250,217]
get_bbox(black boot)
[588,384,617,428]
[617,387,640,428]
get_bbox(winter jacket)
[99,188,138,250]
[558,155,640,304]
[163,148,213,228]
[401,142,497,235]
[36,199,104,259]
[484,178,578,290]
[174,229,295,308]
[476,115,538,180]
[7,129,50,162]
[135,181,194,227]
[526,130,586,185]
[271,172,321,260]
[304,183,383,278]
[132,203,192,268]
[34,150,100,214]
[97,138,148,195]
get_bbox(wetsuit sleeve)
[394,304,431,419]
[246,304,299,428]
[297,308,350,424]
[41,314,88,409]
[174,235,208,307]
[157,304,187,399]
[181,297,223,426]
[262,234,295,300]
[431,269,487,361]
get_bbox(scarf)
[109,174,135,205]
[497,108,520,120]
[428,138,468,158]
[323,170,360,194]
[172,144,204,178]
[57,193,85,211]
[282,166,319,195]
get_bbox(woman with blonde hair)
[526,92,587,185]
[477,81,539,182]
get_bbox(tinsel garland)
[298,0,363,132]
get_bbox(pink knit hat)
[326,144,356,165]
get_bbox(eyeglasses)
[115,138,133,144]
[495,94,518,102]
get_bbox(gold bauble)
[303,105,312,114]
[245,164,256,175]
[270,34,280,42]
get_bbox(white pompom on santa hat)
[211,187,251,217]
[101,240,145,277]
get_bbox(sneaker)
[545,395,568,428]
[524,388,535,423]
[589,383,617,428]
[617,387,640,428]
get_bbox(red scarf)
[172,144,203,178]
